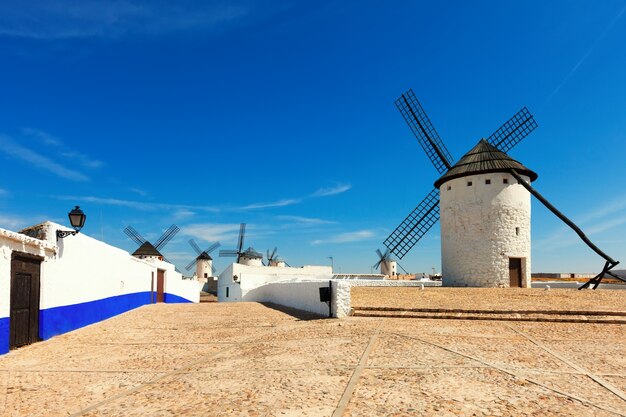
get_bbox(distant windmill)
[185,239,221,276]
[267,247,289,267]
[373,248,408,276]
[383,88,622,289]
[219,223,263,266]
[124,224,179,266]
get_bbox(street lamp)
[57,206,87,240]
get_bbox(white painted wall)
[439,172,532,287]
[381,260,397,276]
[217,263,333,302]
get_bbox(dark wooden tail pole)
[509,169,622,289]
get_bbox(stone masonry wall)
[440,172,532,287]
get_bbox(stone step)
[351,309,626,324]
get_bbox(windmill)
[219,223,264,266]
[124,224,179,266]
[267,247,289,267]
[373,248,409,276]
[185,239,221,276]
[383,89,622,289]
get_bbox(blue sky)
[1,0,625,274]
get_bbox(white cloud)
[237,198,301,210]
[129,187,149,197]
[0,1,250,39]
[57,195,220,213]
[181,223,242,243]
[173,209,195,221]
[22,127,104,169]
[310,183,351,198]
[276,215,337,225]
[311,230,375,245]
[0,135,89,181]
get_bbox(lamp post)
[57,206,87,240]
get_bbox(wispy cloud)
[276,215,337,226]
[0,188,7,196]
[0,1,250,40]
[129,187,149,197]
[56,195,220,213]
[181,223,243,243]
[237,198,301,210]
[545,5,626,105]
[172,209,196,221]
[0,134,89,181]
[22,127,104,169]
[310,183,351,198]
[311,230,375,245]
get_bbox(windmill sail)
[383,188,440,259]
[487,107,538,153]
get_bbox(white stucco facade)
[217,263,333,302]
[380,260,397,277]
[439,172,532,287]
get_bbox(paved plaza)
[0,297,624,416]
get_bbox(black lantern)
[57,206,87,239]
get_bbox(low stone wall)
[331,280,441,318]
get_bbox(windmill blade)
[211,264,217,275]
[383,188,440,259]
[396,261,409,275]
[270,247,278,260]
[204,241,221,255]
[373,249,384,269]
[395,89,453,174]
[123,226,146,246]
[188,239,202,255]
[154,224,180,250]
[185,258,198,271]
[237,223,246,253]
[219,250,239,257]
[487,107,538,153]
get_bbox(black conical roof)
[197,251,212,261]
[132,241,163,257]
[434,139,538,188]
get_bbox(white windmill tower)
[186,239,221,279]
[186,239,221,293]
[434,140,537,287]
[373,248,397,276]
[382,89,622,290]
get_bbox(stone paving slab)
[0,301,624,417]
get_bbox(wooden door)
[509,258,522,288]
[156,269,165,303]
[10,254,41,349]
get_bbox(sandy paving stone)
[517,371,626,414]
[540,339,626,375]
[512,322,625,342]
[198,336,369,372]
[381,318,521,339]
[343,368,614,417]
[1,371,164,417]
[368,333,478,368]
[80,369,350,417]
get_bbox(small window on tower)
[515,227,520,236]
[467,181,473,187]
[485,179,491,184]
[503,178,509,184]
[447,185,451,191]
[204,273,208,278]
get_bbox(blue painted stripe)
[164,293,194,303]
[0,291,196,354]
[0,317,9,355]
[39,292,153,340]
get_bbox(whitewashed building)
[435,139,537,287]
[0,221,199,355]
